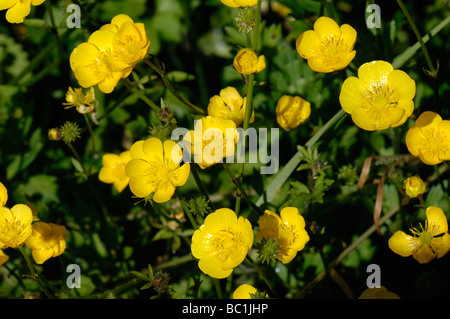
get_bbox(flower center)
[144,157,179,189]
[211,229,246,265]
[419,127,450,161]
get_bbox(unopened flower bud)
[403,175,427,198]
[276,95,311,130]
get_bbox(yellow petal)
[313,16,341,39]
[412,244,436,264]
[98,167,115,184]
[204,208,238,233]
[111,14,134,27]
[339,24,357,48]
[70,42,99,70]
[88,30,116,52]
[425,206,448,233]
[31,0,45,5]
[142,137,164,162]
[357,61,393,86]
[0,0,16,11]
[163,140,182,164]
[339,76,363,114]
[198,255,233,279]
[5,0,31,23]
[97,73,121,94]
[0,182,7,207]
[152,181,175,203]
[387,70,416,100]
[125,159,149,178]
[435,233,450,258]
[128,176,155,198]
[171,163,190,187]
[233,284,257,299]
[32,248,54,265]
[296,30,321,59]
[306,55,334,73]
[390,99,414,127]
[388,231,418,257]
[350,105,404,131]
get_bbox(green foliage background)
[0,0,449,299]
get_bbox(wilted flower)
[275,95,311,130]
[339,61,416,131]
[191,208,253,279]
[25,222,66,264]
[63,87,97,114]
[0,204,33,249]
[257,207,309,264]
[388,206,450,264]
[207,87,254,127]
[233,48,266,75]
[125,137,190,203]
[296,16,356,73]
[405,111,450,165]
[183,116,239,169]
[99,151,132,193]
[0,0,45,24]
[403,175,427,198]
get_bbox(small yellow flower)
[62,87,97,114]
[183,116,239,169]
[405,111,450,165]
[99,14,150,76]
[388,206,450,264]
[233,48,266,75]
[339,60,416,131]
[125,137,190,203]
[0,204,33,249]
[296,16,356,73]
[0,182,7,208]
[25,222,66,264]
[207,87,254,127]
[70,14,149,94]
[358,286,400,299]
[99,151,132,193]
[257,207,309,264]
[191,208,253,279]
[403,175,427,198]
[232,284,257,299]
[219,0,258,8]
[0,0,45,24]
[275,95,311,130]
[70,30,124,94]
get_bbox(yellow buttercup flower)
[0,0,45,24]
[207,87,254,127]
[125,137,190,203]
[0,204,33,249]
[183,116,239,169]
[191,208,253,279]
[219,0,258,8]
[403,175,427,198]
[63,87,97,114]
[405,111,450,165]
[100,14,150,77]
[275,95,311,130]
[25,222,66,264]
[232,284,257,299]
[70,14,150,94]
[70,30,124,94]
[233,48,266,75]
[388,206,450,264]
[99,151,132,193]
[339,61,416,131]
[257,207,309,264]
[358,286,400,299]
[296,16,356,73]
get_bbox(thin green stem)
[190,164,214,210]
[84,114,96,174]
[175,188,198,229]
[245,255,277,298]
[18,246,54,299]
[120,78,160,112]
[66,142,88,179]
[143,58,205,115]
[396,0,436,76]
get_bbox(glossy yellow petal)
[388,231,418,257]
[387,70,416,100]
[142,137,164,162]
[257,210,282,241]
[425,206,448,234]
[435,233,450,258]
[0,0,16,11]
[88,30,116,53]
[111,13,134,27]
[339,77,363,114]
[5,0,31,23]
[339,24,357,48]
[313,16,341,39]
[296,30,321,59]
[219,0,240,7]
[152,181,175,203]
[412,244,436,264]
[171,163,190,187]
[0,182,7,207]
[163,140,182,164]
[128,176,155,198]
[204,208,238,233]
[350,105,404,131]
[31,0,45,5]
[70,42,99,71]
[391,100,414,127]
[306,55,334,73]
[357,61,393,86]
[198,255,233,279]
[233,284,257,299]
[0,249,9,267]
[125,159,149,178]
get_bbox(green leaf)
[130,271,151,282]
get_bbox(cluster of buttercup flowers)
[70,14,150,94]
[0,181,66,268]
